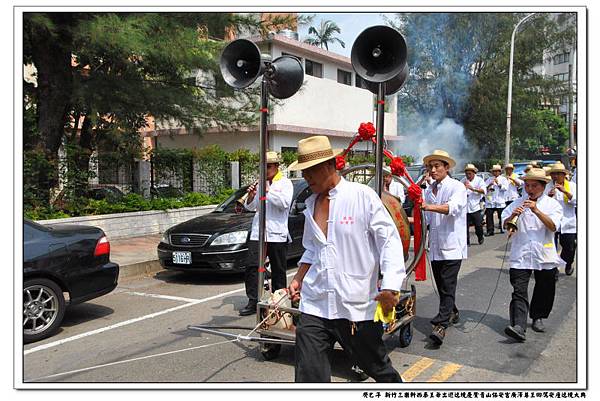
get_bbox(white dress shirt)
[461,175,486,213]
[387,180,406,204]
[424,175,468,261]
[545,180,577,234]
[485,175,509,208]
[505,173,523,202]
[298,178,407,322]
[245,175,294,242]
[501,194,564,270]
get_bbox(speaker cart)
[190,26,427,365]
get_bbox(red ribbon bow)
[335,155,346,171]
[389,156,406,177]
[357,122,376,141]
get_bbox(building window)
[553,72,570,82]
[355,74,370,90]
[305,59,323,78]
[553,52,570,65]
[337,69,352,86]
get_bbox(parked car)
[23,219,119,343]
[151,184,185,198]
[157,179,312,273]
[52,185,125,209]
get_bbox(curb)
[118,259,164,281]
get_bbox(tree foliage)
[23,12,262,207]
[388,12,575,160]
[304,19,345,50]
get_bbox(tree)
[304,19,345,50]
[23,12,261,205]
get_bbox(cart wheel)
[398,323,413,348]
[260,342,282,360]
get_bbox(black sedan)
[157,179,312,273]
[23,219,119,343]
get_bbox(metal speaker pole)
[220,39,264,88]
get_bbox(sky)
[296,12,399,58]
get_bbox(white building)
[149,33,401,155]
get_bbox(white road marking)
[123,291,201,303]
[24,269,300,356]
[27,339,239,382]
[24,287,245,355]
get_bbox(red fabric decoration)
[389,157,406,178]
[407,183,426,281]
[335,155,346,171]
[358,122,376,141]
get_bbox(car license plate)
[172,251,191,265]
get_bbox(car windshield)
[214,186,252,213]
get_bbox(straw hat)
[549,162,569,174]
[383,164,392,175]
[287,136,343,171]
[543,166,551,176]
[504,163,514,170]
[422,149,456,169]
[490,164,502,172]
[529,160,542,168]
[522,168,551,183]
[464,163,478,173]
[266,151,282,164]
[524,164,533,173]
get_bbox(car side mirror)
[295,202,306,213]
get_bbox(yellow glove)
[374,302,396,324]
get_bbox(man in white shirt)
[484,164,509,236]
[240,151,294,316]
[548,162,577,276]
[504,163,523,207]
[501,168,564,341]
[383,165,406,204]
[421,150,467,346]
[461,164,486,246]
[287,136,406,382]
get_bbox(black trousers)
[295,313,402,382]
[244,240,288,304]
[430,259,462,328]
[555,232,577,271]
[486,207,505,234]
[466,210,484,244]
[509,268,557,330]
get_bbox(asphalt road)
[22,232,579,385]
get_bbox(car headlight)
[160,232,170,245]
[210,231,248,246]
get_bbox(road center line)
[401,357,435,382]
[426,362,462,382]
[27,339,239,382]
[24,287,245,356]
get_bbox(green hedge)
[26,189,235,221]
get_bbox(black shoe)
[429,325,445,345]
[504,325,526,342]
[351,365,369,381]
[450,310,460,325]
[485,232,494,237]
[565,265,574,276]
[532,319,545,333]
[478,237,485,245]
[239,302,257,316]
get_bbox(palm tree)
[304,19,345,50]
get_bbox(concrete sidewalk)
[109,234,164,280]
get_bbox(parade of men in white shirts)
[461,163,487,246]
[484,164,509,236]
[240,151,294,316]
[501,168,564,341]
[547,162,577,276]
[421,150,468,346]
